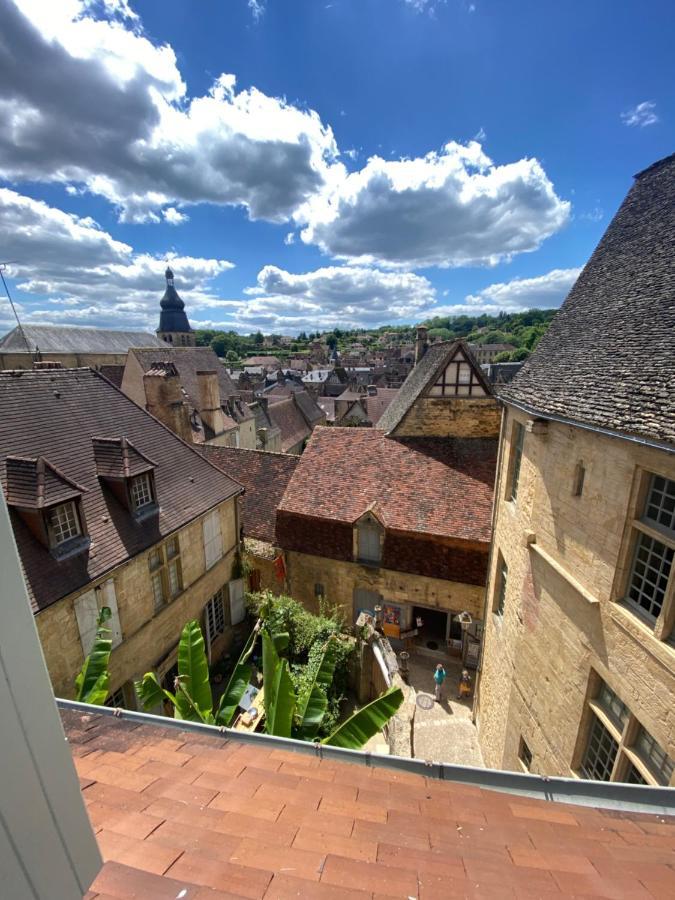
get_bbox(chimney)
[196,370,226,436]
[414,326,429,366]
[143,362,192,443]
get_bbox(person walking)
[433,663,446,702]
[458,668,473,700]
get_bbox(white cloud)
[404,0,446,14]
[0,188,232,330]
[621,101,659,128]
[0,0,337,223]
[298,141,570,268]
[162,206,189,225]
[429,267,581,317]
[248,1,266,21]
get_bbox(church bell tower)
[157,267,195,347]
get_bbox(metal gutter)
[504,398,675,456]
[58,699,675,816]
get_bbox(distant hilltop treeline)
[195,308,557,362]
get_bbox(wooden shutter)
[74,590,99,657]
[229,578,246,625]
[100,580,122,649]
[358,524,380,562]
[202,509,223,570]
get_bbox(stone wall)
[476,408,675,779]
[285,550,485,624]
[37,499,238,699]
[1,352,129,370]
[394,397,502,439]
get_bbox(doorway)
[413,605,448,651]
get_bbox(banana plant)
[74,606,113,705]
[261,626,404,748]
[135,619,258,725]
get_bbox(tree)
[297,331,308,342]
[492,351,512,363]
[253,331,264,346]
[74,607,113,705]
[510,347,530,361]
[326,334,338,350]
[225,349,239,363]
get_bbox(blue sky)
[0,0,672,335]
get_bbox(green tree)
[326,334,338,350]
[509,347,530,361]
[74,607,113,705]
[225,349,239,363]
[253,331,264,346]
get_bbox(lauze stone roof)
[0,368,241,612]
[502,154,675,447]
[278,427,497,543]
[200,445,300,545]
[64,709,675,900]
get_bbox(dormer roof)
[92,437,157,480]
[5,455,86,509]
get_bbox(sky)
[0,0,672,336]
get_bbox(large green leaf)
[135,672,177,713]
[176,620,212,718]
[262,628,281,694]
[295,636,339,740]
[265,658,296,738]
[74,606,112,704]
[322,685,404,749]
[215,627,258,726]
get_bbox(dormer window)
[47,501,82,547]
[131,472,154,511]
[354,510,384,565]
[4,455,90,559]
[92,436,158,520]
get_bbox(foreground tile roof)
[501,154,675,447]
[200,446,300,545]
[278,427,497,543]
[0,324,166,353]
[63,709,675,900]
[0,368,241,612]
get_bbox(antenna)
[0,263,33,354]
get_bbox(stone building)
[276,339,500,664]
[0,367,245,703]
[469,342,517,365]
[121,347,256,449]
[0,324,166,370]
[476,154,675,787]
[156,267,196,347]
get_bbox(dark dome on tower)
[157,267,192,335]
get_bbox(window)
[205,588,229,647]
[130,472,154,511]
[518,737,532,771]
[74,580,122,656]
[105,686,126,709]
[581,717,618,781]
[203,509,223,570]
[494,555,507,616]
[573,461,586,497]
[507,422,525,502]
[578,675,673,786]
[357,517,382,564]
[623,473,675,636]
[148,536,182,611]
[314,583,325,597]
[47,501,81,547]
[428,351,486,397]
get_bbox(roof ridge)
[634,151,675,179]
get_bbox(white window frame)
[130,472,154,511]
[47,501,81,548]
[203,508,223,570]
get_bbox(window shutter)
[202,509,223,570]
[74,590,99,657]
[229,578,245,625]
[99,580,122,649]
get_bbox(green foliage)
[510,347,530,361]
[74,606,112,705]
[322,685,404,748]
[422,309,555,352]
[492,351,512,363]
[177,620,213,716]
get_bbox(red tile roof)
[268,396,312,453]
[200,446,300,545]
[0,368,241,612]
[63,709,675,900]
[278,428,497,543]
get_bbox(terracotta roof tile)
[0,368,241,612]
[62,709,675,900]
[278,427,497,543]
[200,446,299,544]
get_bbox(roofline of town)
[502,398,675,456]
[58,699,675,816]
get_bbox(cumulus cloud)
[248,0,266,21]
[429,267,581,317]
[0,188,232,330]
[297,141,570,268]
[162,207,189,225]
[0,0,337,223]
[621,101,659,128]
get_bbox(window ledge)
[528,541,600,605]
[51,535,91,561]
[608,603,675,675]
